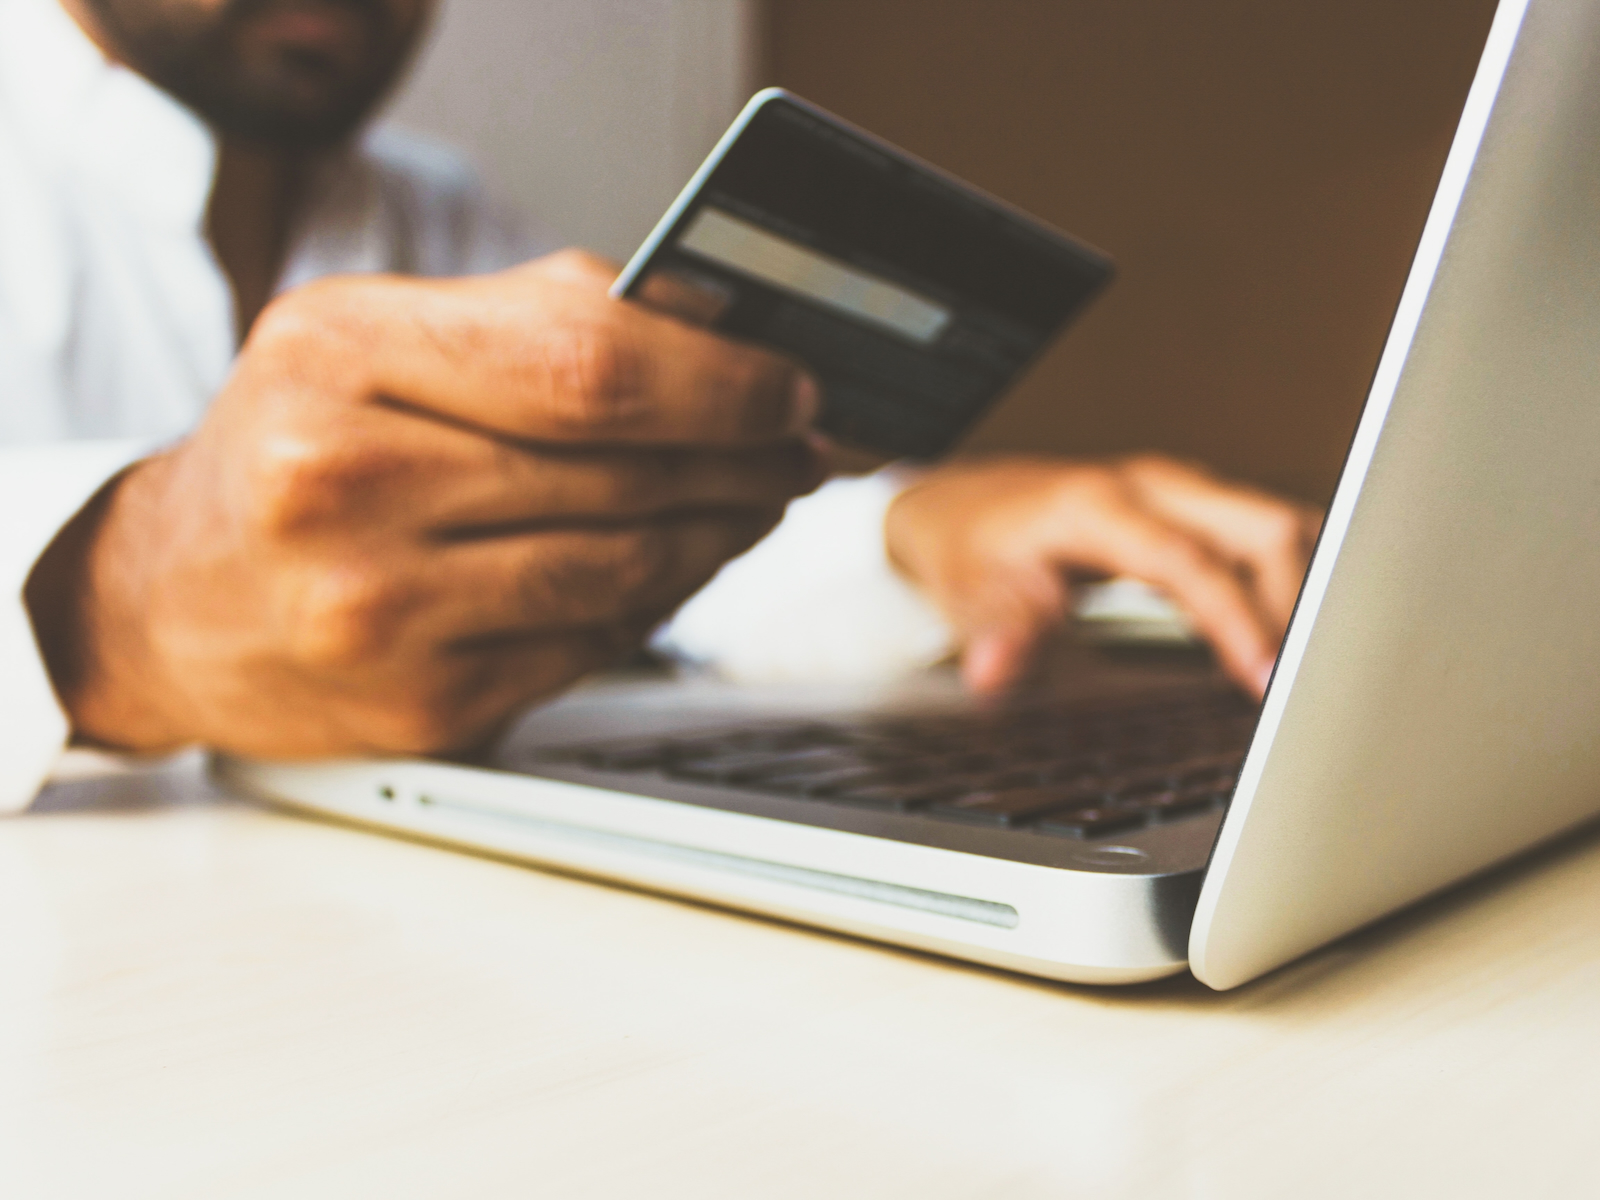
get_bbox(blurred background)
[386,0,1499,504]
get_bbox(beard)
[81,0,427,149]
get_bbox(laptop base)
[218,648,1231,986]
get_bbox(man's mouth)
[237,1,382,62]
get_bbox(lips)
[237,1,382,60]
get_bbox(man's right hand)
[26,250,824,760]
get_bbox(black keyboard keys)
[824,780,963,811]
[1035,807,1148,838]
[666,746,859,785]
[928,786,1108,827]
[538,683,1256,841]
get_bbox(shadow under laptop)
[441,799,1600,1011]
[28,749,234,815]
[1042,807,1600,1012]
[28,742,1600,1017]
[30,642,1600,1014]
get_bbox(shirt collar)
[0,0,217,236]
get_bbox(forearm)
[0,440,152,812]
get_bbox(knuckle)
[247,441,336,539]
[1057,463,1121,507]
[245,289,320,356]
[246,429,389,539]
[247,277,371,360]
[1260,505,1306,551]
[285,566,410,670]
[546,247,615,280]
[1147,531,1211,578]
[535,320,646,432]
[1120,452,1201,491]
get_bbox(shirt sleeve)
[652,470,955,684]
[0,440,150,814]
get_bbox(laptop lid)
[1190,0,1600,988]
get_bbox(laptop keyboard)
[535,685,1258,841]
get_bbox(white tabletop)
[4,754,1598,1199]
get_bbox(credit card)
[611,89,1113,459]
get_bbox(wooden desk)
[4,755,1598,1198]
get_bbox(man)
[0,0,1320,813]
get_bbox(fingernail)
[962,634,1015,695]
[1254,662,1275,696]
[788,373,821,432]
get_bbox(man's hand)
[885,455,1322,697]
[27,251,824,759]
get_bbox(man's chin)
[185,87,373,149]
[74,0,418,151]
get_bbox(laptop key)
[725,747,874,779]
[927,785,1109,827]
[1157,785,1229,815]
[538,684,1260,841]
[823,780,962,811]
[1099,766,1186,797]
[1116,785,1224,820]
[665,750,837,784]
[1172,751,1246,777]
[1033,759,1114,787]
[763,766,905,797]
[574,741,680,771]
[1034,807,1148,838]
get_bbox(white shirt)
[0,0,951,813]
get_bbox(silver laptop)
[219,0,1600,990]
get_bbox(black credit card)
[611,89,1113,459]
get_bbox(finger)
[1111,537,1276,695]
[349,405,825,535]
[632,267,734,327]
[444,619,661,753]
[523,248,623,287]
[423,510,783,639]
[283,264,822,446]
[961,628,1040,695]
[924,552,1070,662]
[396,267,821,444]
[1121,457,1319,630]
[1041,488,1281,695]
[341,624,638,757]
[530,250,730,328]
[1122,456,1311,626]
[932,558,1067,695]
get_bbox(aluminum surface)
[1192,0,1600,988]
[222,653,1221,985]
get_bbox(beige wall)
[385,0,760,260]
[765,1,1498,501]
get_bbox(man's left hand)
[885,454,1323,697]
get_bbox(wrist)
[883,478,939,590]
[24,459,190,754]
